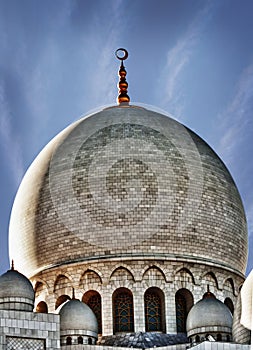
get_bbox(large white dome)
[9,105,248,277]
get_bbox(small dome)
[186,292,232,338]
[0,269,34,311]
[59,299,98,338]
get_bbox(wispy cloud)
[0,0,128,167]
[0,2,76,156]
[160,2,216,117]
[247,203,253,237]
[22,2,74,121]
[244,192,253,261]
[246,233,253,275]
[86,0,126,106]
[218,63,253,163]
[0,81,24,186]
[246,202,253,275]
[217,62,253,275]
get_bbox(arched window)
[83,290,102,334]
[36,301,48,313]
[176,293,186,333]
[55,294,71,310]
[175,289,194,333]
[195,335,200,343]
[144,287,165,332]
[66,337,72,345]
[224,297,234,315]
[112,288,134,333]
[226,335,230,342]
[77,336,83,344]
[217,334,222,341]
[88,337,93,345]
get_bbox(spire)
[72,287,76,300]
[115,48,130,105]
[203,284,215,299]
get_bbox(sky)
[0,0,252,276]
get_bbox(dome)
[9,105,248,277]
[0,268,35,311]
[186,292,232,337]
[58,299,98,337]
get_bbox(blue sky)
[0,0,252,275]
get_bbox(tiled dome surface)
[9,105,248,277]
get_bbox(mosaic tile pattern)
[6,337,45,350]
[9,106,248,277]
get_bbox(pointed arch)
[66,337,72,345]
[55,294,71,310]
[35,301,48,313]
[34,281,43,293]
[109,264,135,279]
[202,271,219,290]
[223,277,235,295]
[217,334,222,341]
[195,335,200,343]
[110,267,135,283]
[142,266,166,282]
[54,270,73,282]
[78,336,83,344]
[175,267,195,284]
[144,287,165,332]
[224,297,234,315]
[80,269,102,289]
[34,280,49,298]
[112,287,134,333]
[53,274,72,296]
[175,288,194,333]
[83,290,102,334]
[140,263,170,282]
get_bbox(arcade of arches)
[36,286,234,335]
[33,263,239,336]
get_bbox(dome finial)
[115,48,130,105]
[203,285,215,299]
[72,287,76,300]
[11,259,14,270]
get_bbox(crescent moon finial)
[115,48,129,61]
[115,48,130,105]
